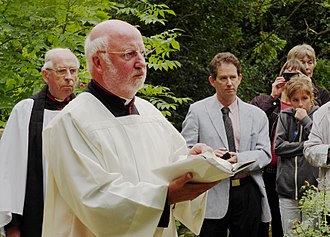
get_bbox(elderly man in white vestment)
[41,19,218,237]
[0,48,79,237]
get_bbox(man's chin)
[62,86,74,91]
[61,87,74,96]
[225,90,236,95]
[135,78,145,89]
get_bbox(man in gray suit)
[181,52,271,237]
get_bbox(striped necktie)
[221,107,236,152]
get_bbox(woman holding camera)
[287,44,330,105]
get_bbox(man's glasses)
[46,68,78,77]
[99,49,146,61]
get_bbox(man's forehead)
[109,38,145,51]
[52,53,77,66]
[89,21,144,52]
[90,20,141,40]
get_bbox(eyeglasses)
[46,68,78,77]
[99,49,146,61]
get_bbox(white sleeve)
[0,99,33,228]
[304,114,330,168]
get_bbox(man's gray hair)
[42,48,80,70]
[85,35,108,75]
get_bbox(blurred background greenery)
[1,0,330,130]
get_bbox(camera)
[282,72,300,81]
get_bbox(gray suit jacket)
[181,95,272,222]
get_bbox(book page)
[232,160,256,172]
[152,152,256,183]
[153,152,235,183]
[201,152,233,170]
[201,152,255,173]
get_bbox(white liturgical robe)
[42,92,206,237]
[0,99,60,237]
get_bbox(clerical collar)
[45,90,73,110]
[123,98,133,106]
[46,91,72,103]
[85,80,139,117]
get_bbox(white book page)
[153,152,255,183]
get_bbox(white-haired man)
[41,19,218,237]
[0,48,79,237]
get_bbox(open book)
[153,151,256,183]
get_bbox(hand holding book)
[153,151,255,183]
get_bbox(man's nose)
[64,72,75,85]
[135,55,147,68]
[226,78,233,85]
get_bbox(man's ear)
[208,76,216,88]
[41,69,49,84]
[92,55,102,71]
[236,73,242,86]
[238,73,242,82]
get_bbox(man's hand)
[167,172,219,205]
[214,148,237,164]
[271,77,286,100]
[6,226,20,237]
[188,143,213,156]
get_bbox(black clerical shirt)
[85,80,139,116]
[85,80,170,227]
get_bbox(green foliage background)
[1,0,330,129]
[140,0,330,129]
[0,0,188,126]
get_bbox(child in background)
[274,75,319,235]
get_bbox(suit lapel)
[238,99,253,151]
[205,94,228,147]
[204,96,254,151]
